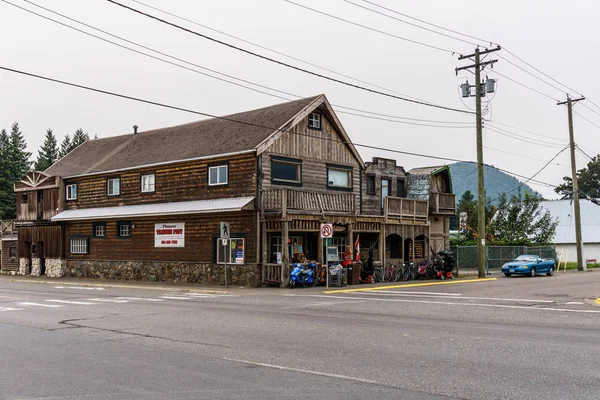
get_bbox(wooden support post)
[261,220,267,284]
[347,223,353,256]
[317,228,323,264]
[281,220,289,287]
[411,225,415,262]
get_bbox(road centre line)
[115,297,164,302]
[159,296,193,300]
[596,298,600,305]
[292,294,600,314]
[0,307,24,311]
[323,278,497,294]
[372,291,462,296]
[45,299,97,305]
[55,286,106,291]
[18,302,62,308]
[87,298,129,303]
[364,291,555,303]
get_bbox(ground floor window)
[69,237,88,254]
[217,238,245,264]
[269,234,318,263]
[9,246,16,258]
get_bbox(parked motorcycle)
[289,262,317,288]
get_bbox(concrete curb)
[3,278,230,295]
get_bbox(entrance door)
[37,241,46,275]
[381,179,390,209]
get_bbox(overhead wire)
[103,0,475,115]
[0,64,561,190]
[484,146,570,168]
[281,0,458,54]
[484,123,567,146]
[128,0,426,103]
[573,110,600,131]
[7,0,475,129]
[341,0,480,47]
[484,126,567,149]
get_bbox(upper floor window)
[366,175,375,195]
[271,157,302,185]
[327,166,352,190]
[208,165,228,186]
[397,179,405,198]
[66,184,78,200]
[141,174,155,193]
[8,247,16,258]
[107,178,120,196]
[308,112,321,129]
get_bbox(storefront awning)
[51,197,255,221]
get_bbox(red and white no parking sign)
[320,223,333,239]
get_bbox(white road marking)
[159,296,193,300]
[364,291,555,303]
[87,298,129,303]
[115,297,164,302]
[182,293,216,298]
[18,302,62,308]
[45,299,97,305]
[565,301,585,305]
[292,294,600,314]
[55,286,105,291]
[0,307,24,312]
[281,300,367,309]
[222,357,382,386]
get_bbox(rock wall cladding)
[65,260,260,287]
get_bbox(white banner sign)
[154,223,185,248]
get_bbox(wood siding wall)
[16,188,60,221]
[17,226,63,258]
[363,158,407,216]
[64,153,257,210]
[1,240,18,271]
[64,212,257,264]
[260,115,361,209]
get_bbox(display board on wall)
[154,223,185,248]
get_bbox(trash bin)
[346,263,361,285]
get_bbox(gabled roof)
[540,199,600,244]
[407,165,448,176]
[45,95,324,178]
[406,165,452,200]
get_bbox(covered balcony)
[384,196,429,223]
[430,193,456,215]
[261,188,357,217]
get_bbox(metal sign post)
[320,224,333,289]
[222,238,229,288]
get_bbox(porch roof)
[51,197,255,221]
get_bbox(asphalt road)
[1,271,599,400]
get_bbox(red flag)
[354,234,360,262]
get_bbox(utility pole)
[456,46,501,278]
[557,96,586,271]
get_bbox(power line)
[580,102,600,119]
[9,0,474,130]
[484,146,570,168]
[485,126,566,149]
[128,0,428,104]
[573,110,600,131]
[490,146,568,202]
[490,70,558,101]
[576,146,595,161]
[485,122,567,146]
[282,0,457,54]
[359,0,494,46]
[104,0,474,115]
[486,120,566,144]
[1,63,562,189]
[342,0,480,47]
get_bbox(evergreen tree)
[1,123,32,219]
[59,134,72,158]
[71,128,89,148]
[0,129,12,219]
[34,129,59,171]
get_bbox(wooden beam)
[281,220,289,288]
[261,220,267,284]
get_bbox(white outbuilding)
[540,199,600,264]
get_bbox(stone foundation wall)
[65,260,260,287]
[46,258,66,278]
[19,258,30,275]
[30,258,41,277]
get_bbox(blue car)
[501,255,556,277]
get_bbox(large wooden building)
[13,95,455,286]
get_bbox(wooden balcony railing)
[430,193,456,214]
[384,197,429,223]
[0,220,16,237]
[262,188,356,216]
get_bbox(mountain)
[449,162,539,204]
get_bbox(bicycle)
[373,266,384,283]
[384,264,397,282]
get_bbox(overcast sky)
[1,0,599,198]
